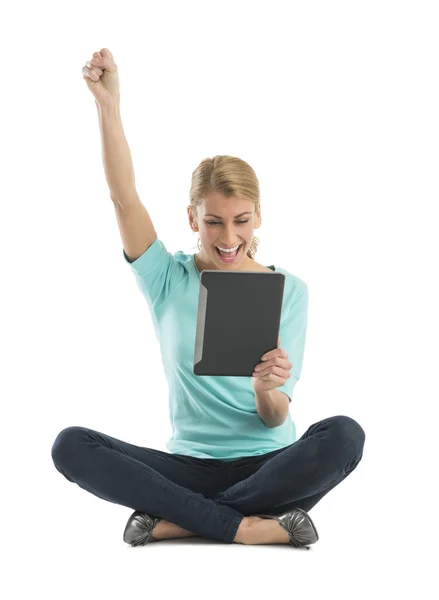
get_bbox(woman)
[51,48,366,549]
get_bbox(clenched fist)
[82,48,120,107]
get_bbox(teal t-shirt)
[123,236,308,460]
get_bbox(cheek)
[202,229,216,243]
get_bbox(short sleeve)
[276,282,309,403]
[123,236,186,312]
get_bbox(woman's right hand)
[82,48,120,107]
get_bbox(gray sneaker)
[123,511,162,546]
[256,507,319,549]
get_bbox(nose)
[220,224,241,246]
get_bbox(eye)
[206,220,249,225]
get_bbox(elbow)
[269,419,287,429]
[262,415,287,429]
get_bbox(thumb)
[278,336,281,347]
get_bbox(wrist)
[254,388,276,402]
[96,99,121,118]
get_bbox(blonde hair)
[189,155,260,259]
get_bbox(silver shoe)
[123,510,162,546]
[256,507,319,549]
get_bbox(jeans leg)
[51,426,244,543]
[213,415,366,516]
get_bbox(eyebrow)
[204,212,252,219]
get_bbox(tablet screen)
[194,269,285,376]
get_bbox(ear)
[188,206,198,232]
[254,205,262,229]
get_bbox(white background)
[1,0,437,598]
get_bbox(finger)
[84,60,103,77]
[82,66,97,81]
[261,349,288,363]
[100,48,114,60]
[259,371,287,385]
[262,346,288,361]
[253,363,291,377]
[256,356,292,373]
[254,365,290,379]
[256,356,291,371]
[90,54,117,73]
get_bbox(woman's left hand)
[251,337,293,393]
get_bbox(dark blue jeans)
[51,414,365,544]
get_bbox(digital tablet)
[193,269,285,377]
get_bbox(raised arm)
[98,102,157,262]
[83,48,157,263]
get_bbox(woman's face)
[188,190,261,269]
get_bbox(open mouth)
[215,244,243,262]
